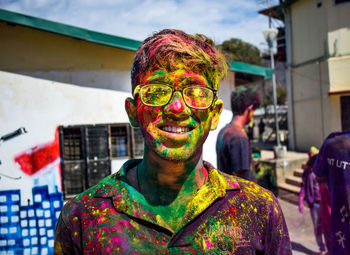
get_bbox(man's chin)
[146,140,201,162]
[158,150,193,162]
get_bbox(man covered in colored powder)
[313,131,350,254]
[54,29,291,254]
[216,86,261,181]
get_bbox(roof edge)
[0,8,142,51]
[230,61,274,79]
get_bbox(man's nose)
[163,91,191,118]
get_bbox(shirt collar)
[93,159,240,234]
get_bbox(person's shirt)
[299,166,320,208]
[54,159,291,254]
[313,131,350,254]
[216,123,252,180]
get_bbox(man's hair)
[230,86,261,115]
[131,29,228,92]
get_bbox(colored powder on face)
[205,240,212,249]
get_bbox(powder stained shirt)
[216,123,253,180]
[299,166,321,207]
[313,131,350,255]
[54,160,291,254]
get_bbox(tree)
[217,38,262,65]
[262,86,287,106]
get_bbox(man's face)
[127,67,222,161]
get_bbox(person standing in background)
[299,147,327,255]
[216,86,261,181]
[314,131,350,255]
[258,118,265,141]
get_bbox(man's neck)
[137,147,207,205]
[231,115,247,129]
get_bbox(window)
[59,125,110,198]
[59,123,144,198]
[110,125,130,158]
[132,128,144,158]
[341,96,350,131]
[85,126,110,188]
[60,127,85,196]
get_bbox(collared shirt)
[54,160,291,254]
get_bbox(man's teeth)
[161,126,190,133]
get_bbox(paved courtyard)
[279,198,322,255]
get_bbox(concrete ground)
[279,198,323,255]
[257,145,322,254]
[251,140,323,254]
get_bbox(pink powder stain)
[205,240,212,249]
[132,209,139,217]
[111,236,124,246]
[163,94,185,113]
[120,219,130,227]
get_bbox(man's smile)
[158,122,195,134]
[159,126,191,134]
[156,122,197,144]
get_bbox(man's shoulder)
[221,125,247,140]
[325,131,350,149]
[218,169,278,205]
[60,172,121,218]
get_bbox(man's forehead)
[140,68,211,87]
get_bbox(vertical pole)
[270,47,281,147]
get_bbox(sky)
[0,0,282,48]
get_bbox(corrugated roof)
[230,61,274,79]
[0,9,142,51]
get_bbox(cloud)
[0,0,280,47]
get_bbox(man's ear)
[210,99,223,130]
[125,97,139,127]
[244,104,254,116]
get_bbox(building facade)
[282,0,350,151]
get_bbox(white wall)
[0,71,130,205]
[203,108,232,168]
[18,70,132,93]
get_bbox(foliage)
[217,38,262,65]
[262,86,287,106]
